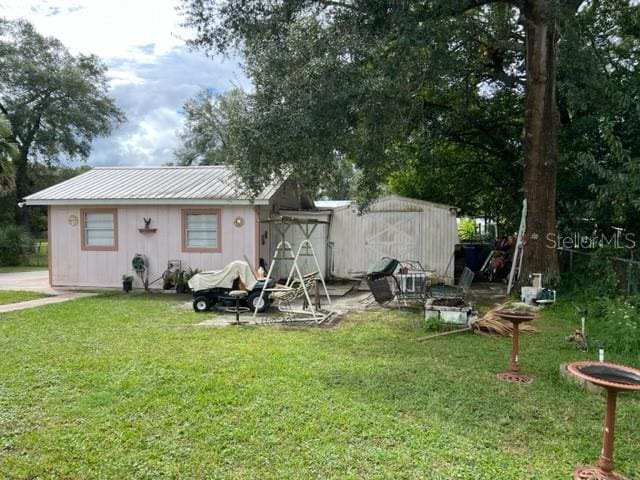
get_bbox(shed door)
[363,211,421,264]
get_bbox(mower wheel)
[193,296,210,312]
[247,291,268,313]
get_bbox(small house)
[26,168,459,289]
[24,166,304,288]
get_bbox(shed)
[24,166,304,289]
[327,195,459,282]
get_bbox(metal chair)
[366,276,397,304]
[365,257,400,305]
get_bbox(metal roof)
[314,196,457,212]
[314,200,352,209]
[24,166,283,206]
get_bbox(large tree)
[0,19,124,225]
[176,87,356,198]
[180,0,611,282]
[389,0,640,239]
[0,113,16,193]
[176,88,249,166]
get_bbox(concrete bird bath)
[567,361,640,480]
[495,310,536,384]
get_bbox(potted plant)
[175,271,187,294]
[182,267,201,293]
[122,274,134,293]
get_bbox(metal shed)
[327,195,459,282]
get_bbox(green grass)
[0,289,49,305]
[1,294,639,479]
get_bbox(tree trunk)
[520,0,560,285]
[14,149,31,226]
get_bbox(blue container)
[463,245,479,271]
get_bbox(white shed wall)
[49,205,257,288]
[328,196,459,282]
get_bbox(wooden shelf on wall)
[138,228,158,234]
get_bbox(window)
[81,208,118,251]
[182,209,221,252]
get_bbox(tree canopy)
[176,88,248,167]
[0,18,124,223]
[179,0,640,281]
[556,0,640,236]
[178,1,530,200]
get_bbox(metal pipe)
[510,321,520,373]
[598,390,618,474]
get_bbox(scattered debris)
[430,297,466,307]
[471,305,539,337]
[565,329,588,351]
[417,327,472,341]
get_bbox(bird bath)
[495,310,536,384]
[567,361,640,480]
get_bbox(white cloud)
[0,0,250,166]
[91,47,249,166]
[3,0,186,58]
[108,68,146,88]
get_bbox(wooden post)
[569,249,573,272]
[626,250,634,296]
[314,278,321,310]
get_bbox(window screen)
[185,213,218,248]
[84,211,115,247]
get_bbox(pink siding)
[49,205,258,288]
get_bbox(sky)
[0,0,250,166]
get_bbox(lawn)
[0,294,639,479]
[0,289,49,305]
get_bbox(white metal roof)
[314,200,352,209]
[314,196,457,212]
[24,166,283,206]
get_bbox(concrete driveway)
[0,270,99,314]
[0,270,57,294]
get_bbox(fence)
[558,247,640,296]
[0,240,48,267]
